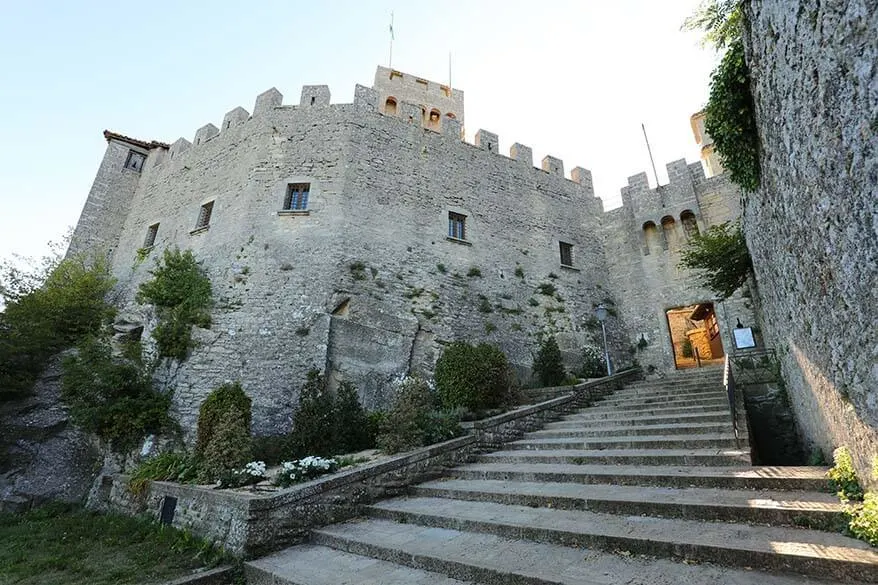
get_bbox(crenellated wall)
[73,70,622,439]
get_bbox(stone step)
[364,497,878,582]
[545,410,732,427]
[450,463,832,490]
[509,433,741,451]
[531,421,734,438]
[569,403,731,419]
[479,448,752,466]
[312,519,845,585]
[595,393,729,408]
[245,543,474,585]
[413,479,845,529]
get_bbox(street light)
[594,304,613,376]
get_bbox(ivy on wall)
[704,38,761,192]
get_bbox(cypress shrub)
[434,341,513,411]
[532,335,566,387]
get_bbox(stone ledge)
[560,264,581,272]
[189,226,209,236]
[445,236,472,246]
[277,210,310,217]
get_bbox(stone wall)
[90,370,641,557]
[601,161,756,373]
[71,77,625,438]
[743,0,878,484]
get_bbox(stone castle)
[69,66,753,436]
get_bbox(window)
[384,97,398,115]
[559,241,574,267]
[124,150,146,172]
[448,212,466,240]
[143,223,159,247]
[284,183,310,211]
[194,201,214,231]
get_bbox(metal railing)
[728,348,779,385]
[723,355,740,449]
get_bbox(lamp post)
[594,304,613,376]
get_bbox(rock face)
[0,359,101,510]
[743,1,878,483]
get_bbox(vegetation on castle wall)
[136,248,212,360]
[532,335,566,387]
[684,1,759,192]
[679,221,753,299]
[0,253,116,401]
[61,337,172,451]
[827,448,878,547]
[435,341,515,411]
[704,38,761,192]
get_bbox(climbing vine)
[704,38,761,192]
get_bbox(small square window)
[284,183,310,211]
[143,223,159,247]
[559,241,574,267]
[194,201,214,230]
[124,150,146,172]
[448,212,466,240]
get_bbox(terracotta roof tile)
[103,130,169,150]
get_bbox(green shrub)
[828,447,864,501]
[1,256,115,400]
[252,434,295,466]
[332,381,372,453]
[376,377,461,454]
[194,382,252,480]
[137,248,212,360]
[467,267,482,277]
[578,345,606,379]
[532,335,566,387]
[847,493,878,546]
[679,221,753,300]
[434,341,514,411]
[537,283,556,296]
[61,337,171,451]
[290,370,336,457]
[514,265,524,278]
[681,339,694,358]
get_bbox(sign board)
[733,327,756,349]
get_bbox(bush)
[290,370,336,457]
[137,248,212,360]
[847,493,878,546]
[128,452,199,496]
[332,381,372,454]
[376,377,462,454]
[678,221,753,300]
[61,337,172,451]
[252,434,295,466]
[194,382,252,481]
[435,342,514,411]
[578,345,606,379]
[0,256,115,400]
[274,456,337,488]
[681,339,694,358]
[533,335,566,387]
[828,447,864,501]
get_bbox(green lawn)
[0,503,231,585]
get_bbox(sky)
[0,0,719,263]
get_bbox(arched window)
[642,221,659,255]
[428,108,441,130]
[680,210,700,238]
[384,97,397,116]
[445,112,456,119]
[660,215,677,251]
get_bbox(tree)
[532,335,566,387]
[678,221,753,299]
[682,0,742,50]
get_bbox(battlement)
[138,68,594,195]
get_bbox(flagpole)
[388,12,394,69]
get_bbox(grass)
[0,503,231,585]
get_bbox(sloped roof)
[103,130,169,150]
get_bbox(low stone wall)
[92,369,641,557]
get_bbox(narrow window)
[448,212,466,240]
[681,210,700,238]
[385,97,398,116]
[310,96,316,105]
[284,183,310,211]
[143,223,159,247]
[124,150,146,172]
[559,241,574,267]
[195,201,214,230]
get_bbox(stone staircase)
[246,368,878,585]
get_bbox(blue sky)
[0,0,717,262]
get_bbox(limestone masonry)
[69,66,749,437]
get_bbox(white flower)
[243,460,267,477]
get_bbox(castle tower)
[690,111,724,177]
[372,66,464,131]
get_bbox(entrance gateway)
[665,302,725,369]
